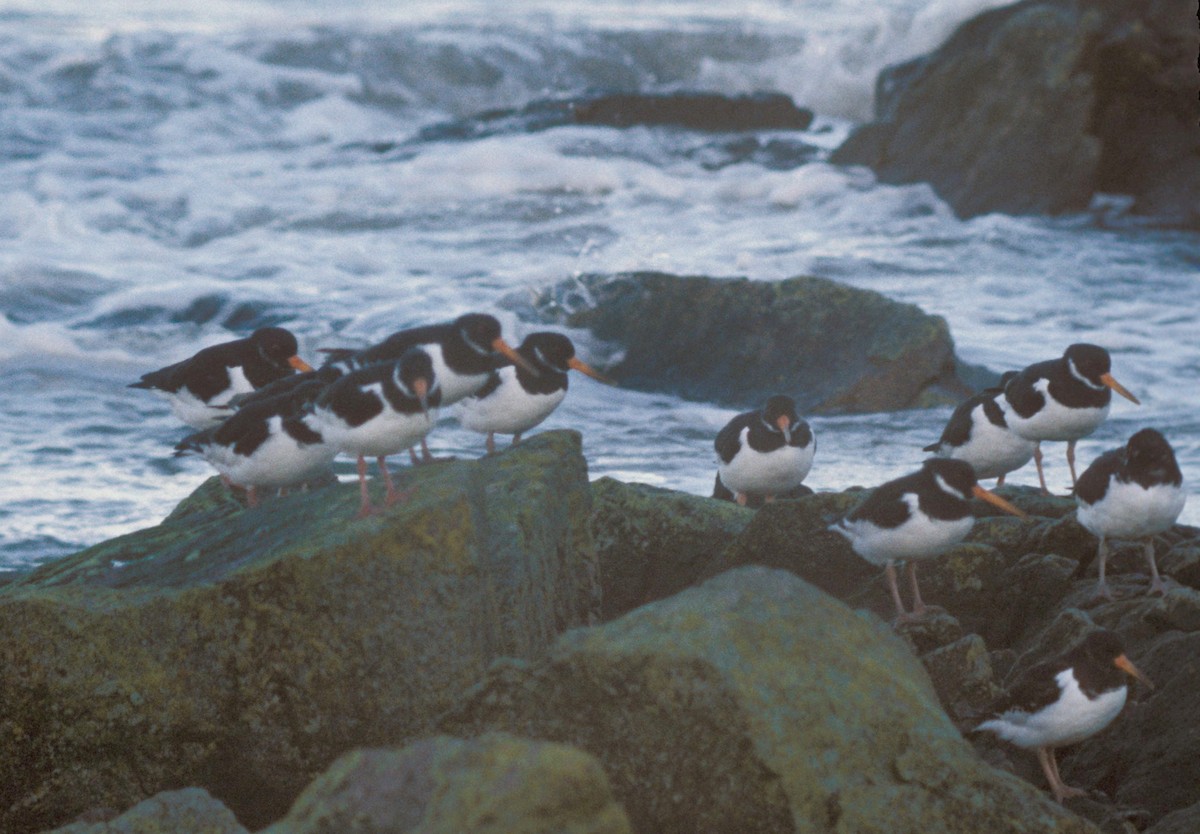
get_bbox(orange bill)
[1100,372,1140,405]
[412,377,430,415]
[1114,654,1154,689]
[288,355,315,372]
[775,413,791,433]
[568,357,616,385]
[971,485,1027,518]
[492,338,540,376]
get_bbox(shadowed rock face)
[0,431,597,833]
[831,0,1199,227]
[44,788,248,834]
[441,567,1096,834]
[512,271,981,413]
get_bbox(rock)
[0,431,598,834]
[1146,800,1200,834]
[1157,541,1200,590]
[589,478,753,621]
[511,271,980,413]
[830,0,1199,227]
[262,734,632,834]
[43,788,247,834]
[919,633,1003,720]
[442,567,1098,834]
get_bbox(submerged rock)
[512,271,982,413]
[263,734,632,834]
[831,0,1199,226]
[0,431,597,833]
[443,567,1097,834]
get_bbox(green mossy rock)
[44,788,246,834]
[0,431,598,834]
[516,272,979,412]
[589,478,753,620]
[442,567,1097,834]
[264,733,632,834]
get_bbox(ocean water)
[1,0,1197,569]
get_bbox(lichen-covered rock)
[919,634,1002,720]
[589,478,753,620]
[512,272,982,413]
[43,788,246,834]
[263,734,631,834]
[442,567,1097,834]
[0,431,597,834]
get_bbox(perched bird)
[976,629,1153,803]
[831,458,1026,622]
[714,395,815,506]
[924,371,1034,486]
[457,331,612,455]
[1075,428,1186,600]
[310,347,440,518]
[1000,344,1140,494]
[131,326,313,429]
[174,380,336,508]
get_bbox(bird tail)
[922,442,940,453]
[174,432,207,457]
[828,519,852,540]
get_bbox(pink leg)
[885,561,910,622]
[1067,440,1079,489]
[1144,539,1168,596]
[246,486,260,508]
[355,455,375,518]
[511,432,522,445]
[1033,443,1049,495]
[1089,538,1115,602]
[486,432,496,455]
[378,456,414,506]
[996,473,1006,487]
[906,561,928,617]
[1039,747,1086,803]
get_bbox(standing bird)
[831,458,1025,622]
[131,326,314,429]
[976,629,1153,803]
[1075,428,1186,600]
[715,395,815,506]
[310,347,440,518]
[174,379,336,508]
[1000,343,1140,494]
[924,371,1034,486]
[457,331,612,455]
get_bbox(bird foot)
[893,610,929,627]
[385,487,417,507]
[354,503,378,520]
[1053,784,1088,804]
[1084,582,1117,606]
[1147,577,1170,597]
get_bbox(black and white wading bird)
[131,326,313,429]
[924,372,1034,486]
[1000,344,1140,494]
[309,347,441,518]
[976,629,1153,803]
[457,332,612,455]
[714,395,815,506]
[831,458,1025,622]
[174,379,336,508]
[1075,428,1186,600]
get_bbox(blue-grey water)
[1,0,1198,569]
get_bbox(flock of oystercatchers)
[131,320,1183,805]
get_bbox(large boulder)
[0,431,597,833]
[442,566,1097,834]
[263,734,632,834]
[831,0,1199,226]
[512,271,983,413]
[44,789,246,834]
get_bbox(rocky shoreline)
[3,430,1196,834]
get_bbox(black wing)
[929,395,980,451]
[318,368,386,428]
[714,411,754,464]
[987,659,1067,716]
[1004,361,1053,419]
[1075,448,1122,506]
[846,475,916,529]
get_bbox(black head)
[921,458,978,501]
[394,347,438,406]
[455,313,504,356]
[1126,428,1175,466]
[990,370,1020,394]
[1076,630,1125,665]
[520,332,576,373]
[762,395,799,431]
[249,327,301,362]
[1063,343,1112,382]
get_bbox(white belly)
[1005,389,1110,442]
[163,366,254,430]
[979,670,1126,749]
[838,497,974,565]
[942,410,1035,480]
[424,343,490,405]
[718,435,814,497]
[457,369,566,436]
[207,417,337,488]
[1077,480,1187,540]
[314,405,438,459]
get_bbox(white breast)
[457,368,566,436]
[978,669,1126,749]
[1077,479,1187,540]
[717,426,814,497]
[1005,379,1110,442]
[944,407,1035,480]
[838,494,974,565]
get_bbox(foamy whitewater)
[2,0,1198,569]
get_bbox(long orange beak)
[568,356,616,385]
[1100,372,1140,405]
[1114,654,1154,690]
[492,338,540,376]
[289,355,315,372]
[413,377,430,415]
[972,485,1027,518]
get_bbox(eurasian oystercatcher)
[309,347,440,518]
[131,326,313,429]
[1000,344,1140,494]
[924,371,1034,485]
[174,379,335,508]
[830,458,1025,622]
[457,331,611,455]
[976,629,1153,803]
[714,395,815,506]
[1075,428,1186,600]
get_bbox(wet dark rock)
[513,271,978,413]
[831,0,1199,227]
[920,633,1003,720]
